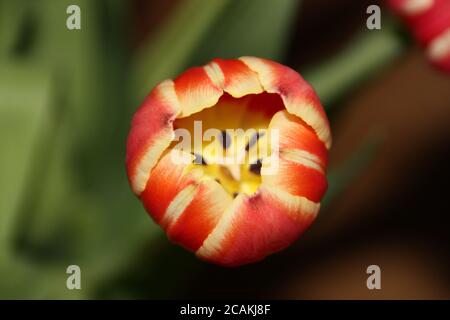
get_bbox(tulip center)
[173,93,284,197]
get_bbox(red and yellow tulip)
[126,57,331,266]
[388,0,450,72]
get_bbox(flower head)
[126,57,331,266]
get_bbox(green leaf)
[323,130,384,209]
[304,27,405,108]
[0,0,29,57]
[132,0,230,100]
[189,0,301,65]
[23,0,109,245]
[0,258,85,299]
[0,63,51,253]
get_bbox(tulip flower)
[388,0,450,73]
[126,57,331,266]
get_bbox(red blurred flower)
[389,0,450,73]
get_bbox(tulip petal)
[210,58,264,97]
[174,66,223,118]
[388,0,450,43]
[166,179,233,251]
[140,149,200,224]
[426,28,450,71]
[126,80,180,195]
[269,110,328,168]
[239,56,332,149]
[261,151,328,202]
[196,187,319,266]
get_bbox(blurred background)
[0,0,449,299]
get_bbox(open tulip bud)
[388,0,450,73]
[126,57,331,266]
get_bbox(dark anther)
[193,153,207,165]
[232,192,239,198]
[245,131,265,151]
[215,179,221,184]
[249,159,262,175]
[219,130,231,149]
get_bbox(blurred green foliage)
[305,24,404,108]
[0,0,405,298]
